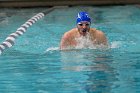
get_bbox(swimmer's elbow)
[60,40,67,50]
[60,45,65,50]
[103,39,108,46]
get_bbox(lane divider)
[0,6,68,55]
[0,12,45,55]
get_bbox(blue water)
[0,5,140,93]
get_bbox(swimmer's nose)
[82,25,87,29]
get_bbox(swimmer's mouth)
[82,29,87,32]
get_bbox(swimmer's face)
[77,21,90,33]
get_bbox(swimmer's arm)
[60,33,70,50]
[102,35,108,46]
[97,30,108,46]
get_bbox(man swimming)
[60,12,108,50]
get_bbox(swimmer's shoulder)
[90,28,104,35]
[63,28,77,37]
[70,28,78,33]
[90,28,97,33]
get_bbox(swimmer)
[60,12,108,50]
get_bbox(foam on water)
[110,41,122,48]
[75,33,97,49]
[45,41,122,54]
[45,47,59,52]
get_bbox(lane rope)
[0,6,66,55]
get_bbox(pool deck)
[0,0,140,7]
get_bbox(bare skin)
[60,22,108,50]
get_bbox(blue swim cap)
[76,12,91,24]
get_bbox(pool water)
[0,5,140,93]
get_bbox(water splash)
[75,33,97,49]
[110,41,122,49]
[44,41,123,54]
[45,47,59,52]
[110,41,122,48]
